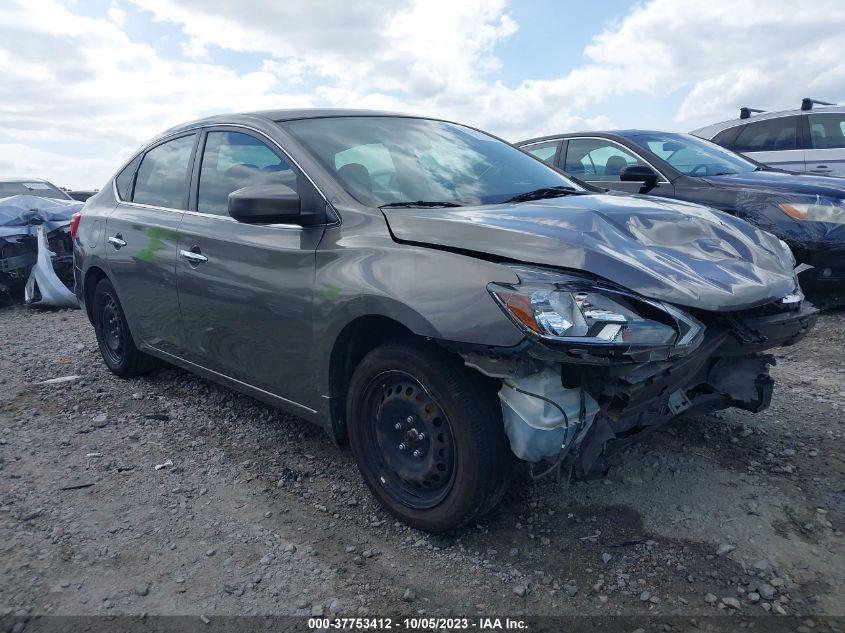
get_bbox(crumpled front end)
[461,275,816,480]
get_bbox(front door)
[175,128,325,407]
[105,133,197,355]
[561,137,674,197]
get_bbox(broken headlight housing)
[779,199,845,224]
[489,266,704,361]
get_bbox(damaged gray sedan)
[74,110,816,532]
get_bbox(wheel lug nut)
[394,423,402,430]
[399,443,406,451]
[406,416,414,423]
[413,449,422,457]
[418,433,426,441]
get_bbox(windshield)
[281,116,583,207]
[626,132,758,176]
[0,180,72,200]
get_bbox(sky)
[1,0,844,189]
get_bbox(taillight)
[70,212,81,241]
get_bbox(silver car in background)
[691,98,845,177]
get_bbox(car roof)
[691,104,845,137]
[0,177,54,183]
[160,108,423,137]
[518,130,687,145]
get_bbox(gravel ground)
[1,305,843,623]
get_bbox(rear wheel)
[346,341,511,532]
[92,278,158,377]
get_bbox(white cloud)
[583,0,845,125]
[1,0,844,188]
[107,5,126,26]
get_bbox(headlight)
[489,267,704,360]
[779,200,845,224]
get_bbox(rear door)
[104,132,197,355]
[175,127,325,407]
[729,115,805,171]
[805,112,845,176]
[561,137,674,196]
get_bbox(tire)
[92,278,159,378]
[346,340,512,532]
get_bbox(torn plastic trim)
[24,225,79,309]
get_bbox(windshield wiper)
[379,200,463,208]
[505,186,582,203]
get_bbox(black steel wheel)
[99,293,125,366]
[92,278,159,377]
[346,340,512,532]
[361,371,456,509]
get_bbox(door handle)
[108,235,126,248]
[179,249,208,264]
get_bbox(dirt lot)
[1,305,843,625]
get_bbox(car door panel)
[743,149,806,172]
[104,133,197,355]
[805,112,845,176]
[105,204,184,352]
[175,127,325,407]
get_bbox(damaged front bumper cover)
[462,300,817,479]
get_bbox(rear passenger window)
[198,131,296,216]
[732,117,799,152]
[114,154,142,201]
[132,134,196,209]
[807,113,845,149]
[523,140,560,165]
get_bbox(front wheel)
[346,341,511,532]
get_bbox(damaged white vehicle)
[74,111,816,532]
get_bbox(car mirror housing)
[620,165,659,185]
[228,185,301,224]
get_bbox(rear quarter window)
[114,154,143,201]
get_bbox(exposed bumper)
[463,299,817,478]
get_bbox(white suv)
[691,98,845,177]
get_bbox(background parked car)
[517,130,845,301]
[0,177,74,201]
[691,98,845,177]
[67,190,98,202]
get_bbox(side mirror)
[620,165,659,186]
[228,184,301,224]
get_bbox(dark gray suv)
[74,110,816,532]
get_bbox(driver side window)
[564,138,646,181]
[198,131,297,216]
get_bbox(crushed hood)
[382,193,797,311]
